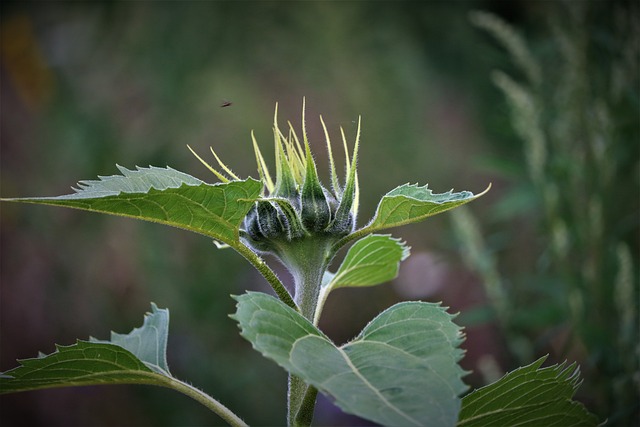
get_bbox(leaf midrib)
[336,342,423,427]
[457,400,576,426]
[2,369,170,392]
[289,333,423,427]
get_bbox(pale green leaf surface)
[3,166,262,247]
[458,356,600,427]
[0,304,169,393]
[234,292,468,427]
[328,234,409,289]
[91,303,170,375]
[364,184,490,233]
[67,165,205,197]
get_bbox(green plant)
[1,101,598,426]
[453,5,638,425]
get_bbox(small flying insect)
[220,100,233,108]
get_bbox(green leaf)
[91,302,170,375]
[458,356,600,427]
[316,235,409,323]
[1,304,248,427]
[233,291,468,427]
[329,234,409,289]
[0,304,168,393]
[3,165,262,248]
[0,341,156,393]
[364,183,490,233]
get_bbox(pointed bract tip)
[479,182,492,195]
[187,145,230,183]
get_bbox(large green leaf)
[363,184,490,234]
[0,341,156,393]
[233,291,468,427]
[2,166,262,247]
[0,304,247,426]
[0,304,168,393]
[458,356,600,427]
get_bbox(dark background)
[1,1,638,426]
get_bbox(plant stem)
[288,374,307,425]
[294,385,319,426]
[164,376,248,427]
[236,243,297,310]
[284,238,331,321]
[281,238,332,426]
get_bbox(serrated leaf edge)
[458,355,600,427]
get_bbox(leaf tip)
[230,294,246,304]
[150,303,168,318]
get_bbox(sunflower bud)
[191,101,359,279]
[239,103,359,265]
[190,100,360,323]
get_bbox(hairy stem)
[288,374,308,426]
[294,385,319,426]
[281,238,333,426]
[286,260,324,426]
[236,243,297,310]
[164,376,248,427]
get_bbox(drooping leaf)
[0,304,169,393]
[233,291,468,427]
[2,166,262,248]
[363,183,490,234]
[329,234,409,289]
[0,304,248,427]
[0,341,156,393]
[91,302,170,375]
[457,356,600,427]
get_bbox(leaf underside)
[0,304,171,393]
[3,166,262,247]
[91,303,170,375]
[365,183,490,233]
[233,292,468,427]
[458,356,600,427]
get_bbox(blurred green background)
[1,1,637,426]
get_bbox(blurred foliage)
[453,2,639,426]
[0,1,636,426]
